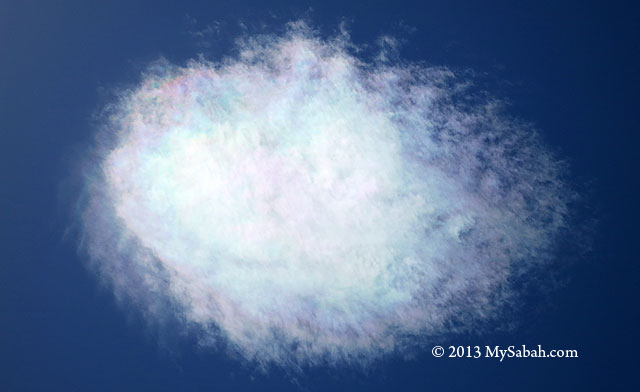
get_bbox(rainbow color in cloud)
[78,24,570,368]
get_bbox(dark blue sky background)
[1,1,638,390]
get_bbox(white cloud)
[78,24,570,369]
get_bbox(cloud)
[77,23,570,369]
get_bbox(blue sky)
[1,1,638,390]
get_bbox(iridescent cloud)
[78,24,570,368]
